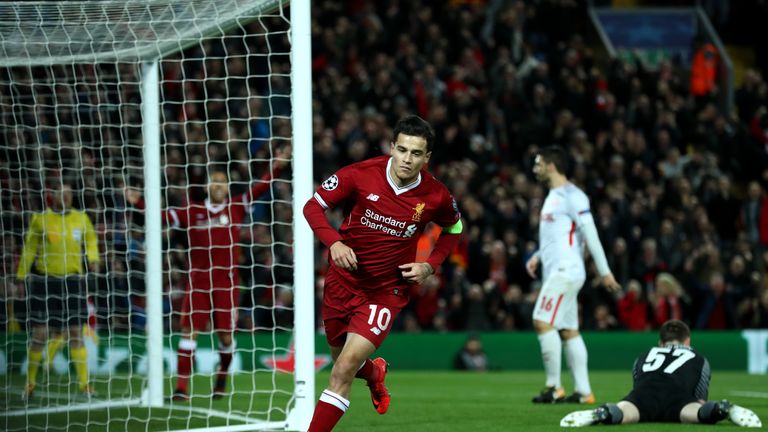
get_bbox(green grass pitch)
[2,370,766,431]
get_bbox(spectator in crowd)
[633,238,667,292]
[653,273,686,329]
[608,237,631,287]
[695,272,739,330]
[740,288,768,328]
[587,303,621,331]
[453,334,489,371]
[617,280,651,331]
[742,181,768,252]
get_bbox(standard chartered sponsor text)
[361,208,411,236]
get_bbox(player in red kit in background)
[303,115,463,431]
[125,148,288,401]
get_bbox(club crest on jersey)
[412,202,426,221]
[322,174,339,191]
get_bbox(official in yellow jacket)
[16,183,100,399]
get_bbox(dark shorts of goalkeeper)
[622,388,699,422]
[26,275,87,328]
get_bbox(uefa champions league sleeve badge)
[322,174,339,191]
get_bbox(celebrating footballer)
[303,114,463,431]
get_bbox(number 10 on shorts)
[368,305,391,336]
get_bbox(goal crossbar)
[0,0,283,66]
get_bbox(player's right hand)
[329,241,357,271]
[525,255,539,279]
[601,273,621,293]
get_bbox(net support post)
[141,60,165,408]
[286,0,315,430]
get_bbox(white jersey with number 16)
[538,183,593,281]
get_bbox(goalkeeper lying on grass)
[561,319,761,428]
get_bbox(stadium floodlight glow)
[0,1,314,431]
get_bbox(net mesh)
[0,0,282,65]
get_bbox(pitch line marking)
[730,391,768,399]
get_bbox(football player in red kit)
[303,115,463,431]
[126,150,288,400]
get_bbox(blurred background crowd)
[1,0,768,335]
[308,0,768,333]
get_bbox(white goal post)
[0,1,314,431]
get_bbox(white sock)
[537,329,562,389]
[319,389,350,413]
[564,335,591,395]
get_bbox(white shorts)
[532,270,585,330]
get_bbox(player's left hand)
[601,273,621,292]
[399,262,433,284]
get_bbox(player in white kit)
[526,146,621,404]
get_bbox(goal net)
[0,1,315,431]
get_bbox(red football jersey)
[167,181,271,289]
[311,155,460,293]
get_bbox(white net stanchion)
[0,1,314,431]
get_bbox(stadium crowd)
[308,0,768,333]
[1,0,767,335]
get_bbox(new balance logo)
[370,327,382,335]
[366,193,380,202]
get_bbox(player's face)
[208,172,229,204]
[532,154,551,183]
[51,185,73,210]
[389,133,431,186]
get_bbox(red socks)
[308,389,349,432]
[309,358,375,430]
[354,358,380,384]
[218,343,234,378]
[175,339,197,392]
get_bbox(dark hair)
[207,164,229,181]
[393,114,435,152]
[659,319,690,344]
[538,145,569,175]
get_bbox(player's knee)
[533,320,553,333]
[616,401,639,424]
[218,333,233,347]
[559,329,580,340]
